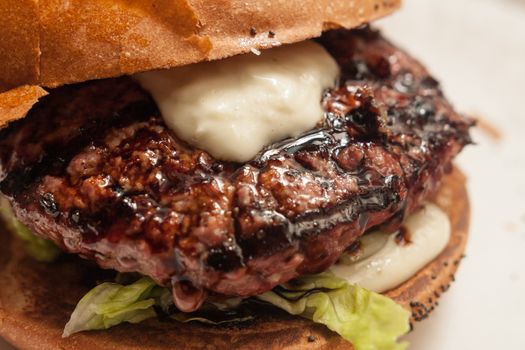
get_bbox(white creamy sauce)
[134,41,339,162]
[330,203,451,293]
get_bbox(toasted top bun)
[0,85,47,128]
[0,168,469,350]
[0,0,400,92]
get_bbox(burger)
[0,1,473,349]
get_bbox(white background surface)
[2,0,525,349]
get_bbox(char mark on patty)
[0,27,472,311]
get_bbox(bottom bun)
[0,168,469,350]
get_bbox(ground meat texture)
[0,27,472,311]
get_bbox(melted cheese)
[330,203,451,293]
[134,41,339,162]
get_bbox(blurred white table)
[2,0,525,349]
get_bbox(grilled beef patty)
[0,27,472,311]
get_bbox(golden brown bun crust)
[0,0,400,92]
[0,86,47,128]
[0,168,469,350]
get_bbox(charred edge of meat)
[0,27,472,305]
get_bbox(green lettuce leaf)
[256,273,410,350]
[0,196,61,262]
[63,270,410,349]
[63,277,253,337]
[63,277,161,337]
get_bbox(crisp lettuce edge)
[64,273,410,350]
